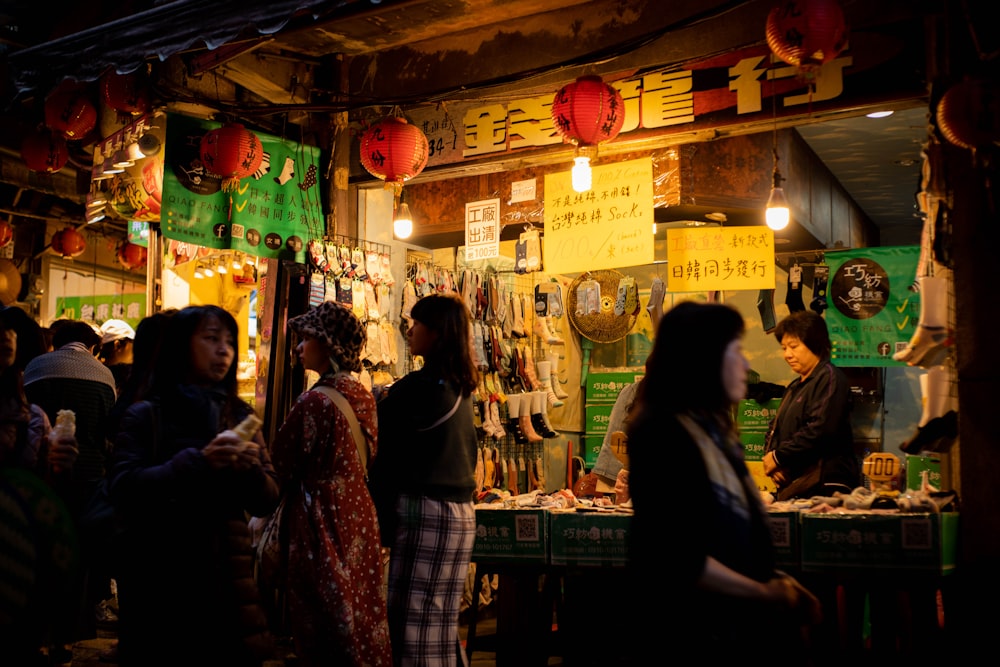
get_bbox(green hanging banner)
[824,246,920,367]
[160,113,323,263]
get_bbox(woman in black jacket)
[108,305,280,667]
[372,292,479,667]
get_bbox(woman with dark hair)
[625,301,820,664]
[763,310,858,500]
[108,305,280,667]
[372,292,479,667]
[269,301,391,666]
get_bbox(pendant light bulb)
[765,176,790,231]
[571,156,592,193]
[394,201,413,239]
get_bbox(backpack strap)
[312,385,368,477]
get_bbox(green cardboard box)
[800,512,959,575]
[741,431,767,462]
[736,398,782,432]
[767,510,800,570]
[582,434,602,469]
[584,404,614,435]
[549,510,630,566]
[584,371,644,403]
[905,454,942,491]
[472,508,548,564]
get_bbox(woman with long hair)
[108,305,280,667]
[372,292,479,667]
[625,301,820,664]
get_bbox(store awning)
[5,0,366,96]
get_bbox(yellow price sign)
[863,452,900,485]
[542,157,654,274]
[665,226,775,292]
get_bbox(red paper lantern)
[44,85,97,140]
[117,241,148,271]
[101,69,151,117]
[359,117,429,190]
[199,123,264,192]
[21,127,69,173]
[551,75,625,147]
[765,0,848,75]
[50,227,87,259]
[0,221,12,249]
[936,78,1000,151]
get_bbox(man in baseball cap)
[99,319,135,394]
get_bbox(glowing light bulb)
[571,156,592,193]
[765,186,790,231]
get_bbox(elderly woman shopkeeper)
[763,310,859,500]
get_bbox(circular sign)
[829,257,890,320]
[264,232,283,250]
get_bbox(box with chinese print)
[549,510,630,567]
[735,398,782,432]
[905,454,942,491]
[767,511,800,570]
[472,508,548,564]
[799,512,958,575]
[584,404,614,436]
[584,371,644,403]
[740,430,767,462]
[582,434,602,469]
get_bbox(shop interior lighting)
[571,155,592,193]
[216,254,228,274]
[232,252,243,270]
[394,191,413,239]
[765,87,789,231]
[194,263,204,279]
[202,263,214,278]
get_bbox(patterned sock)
[785,264,805,312]
[810,264,829,314]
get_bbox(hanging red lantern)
[117,241,148,271]
[551,75,625,147]
[101,68,152,118]
[21,127,69,173]
[44,84,97,140]
[0,221,13,249]
[936,78,1000,152]
[199,123,264,192]
[50,227,87,259]
[359,116,429,192]
[766,0,848,77]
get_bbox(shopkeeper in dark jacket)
[763,310,859,500]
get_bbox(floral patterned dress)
[270,373,391,667]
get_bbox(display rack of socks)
[318,234,398,394]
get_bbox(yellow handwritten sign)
[543,157,654,274]
[666,226,775,292]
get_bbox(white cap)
[100,319,135,344]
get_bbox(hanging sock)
[647,276,666,328]
[547,351,570,400]
[521,344,542,391]
[757,288,777,334]
[530,391,558,438]
[786,263,805,312]
[506,394,531,444]
[515,239,528,274]
[810,264,829,314]
[489,399,506,439]
[536,360,563,408]
[533,313,564,345]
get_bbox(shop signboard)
[56,294,146,330]
[160,113,322,263]
[665,226,775,292]
[542,157,655,274]
[824,246,920,367]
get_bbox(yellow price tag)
[862,452,900,485]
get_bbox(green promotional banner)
[824,246,920,367]
[56,294,147,330]
[160,113,323,263]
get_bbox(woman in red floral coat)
[271,301,391,667]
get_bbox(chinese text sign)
[543,157,654,274]
[160,113,323,263]
[465,198,500,261]
[665,226,774,291]
[824,246,919,367]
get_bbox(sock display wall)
[401,260,570,496]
